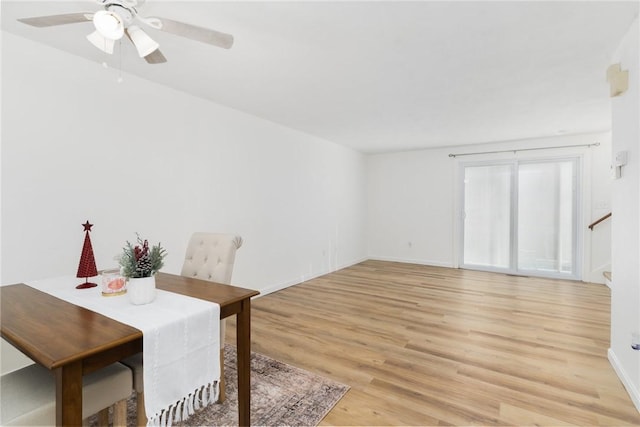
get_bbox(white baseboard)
[257,279,298,298]
[367,255,453,268]
[587,264,611,285]
[608,348,640,413]
[256,256,368,298]
[258,257,454,297]
[259,255,456,297]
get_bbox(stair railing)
[588,212,612,230]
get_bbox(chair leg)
[113,399,128,427]
[97,408,109,426]
[136,391,148,427]
[217,348,226,403]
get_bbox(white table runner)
[26,276,220,426]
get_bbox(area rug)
[91,345,350,426]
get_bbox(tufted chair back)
[180,233,243,284]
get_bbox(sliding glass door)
[461,158,580,279]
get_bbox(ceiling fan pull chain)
[117,39,123,83]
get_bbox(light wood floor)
[227,260,640,426]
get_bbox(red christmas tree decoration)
[76,220,98,289]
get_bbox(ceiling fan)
[17,0,234,64]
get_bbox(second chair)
[122,232,243,426]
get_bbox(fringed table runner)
[26,276,220,426]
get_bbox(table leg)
[236,298,251,426]
[55,361,83,426]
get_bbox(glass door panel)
[517,160,575,275]
[463,164,512,269]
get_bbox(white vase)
[128,276,156,305]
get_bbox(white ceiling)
[2,1,638,153]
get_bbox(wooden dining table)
[0,272,260,426]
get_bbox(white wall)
[1,33,367,370]
[1,33,366,371]
[367,132,613,282]
[608,17,640,412]
[590,133,614,281]
[367,146,455,267]
[1,32,367,289]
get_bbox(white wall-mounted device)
[614,150,628,179]
[607,63,629,97]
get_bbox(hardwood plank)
[227,260,640,426]
[320,387,441,426]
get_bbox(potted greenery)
[119,234,167,305]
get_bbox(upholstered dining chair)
[122,232,243,426]
[0,361,132,426]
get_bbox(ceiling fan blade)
[152,17,233,49]
[144,49,167,64]
[17,13,93,28]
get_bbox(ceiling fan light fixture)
[127,25,159,57]
[87,30,115,54]
[93,10,124,40]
